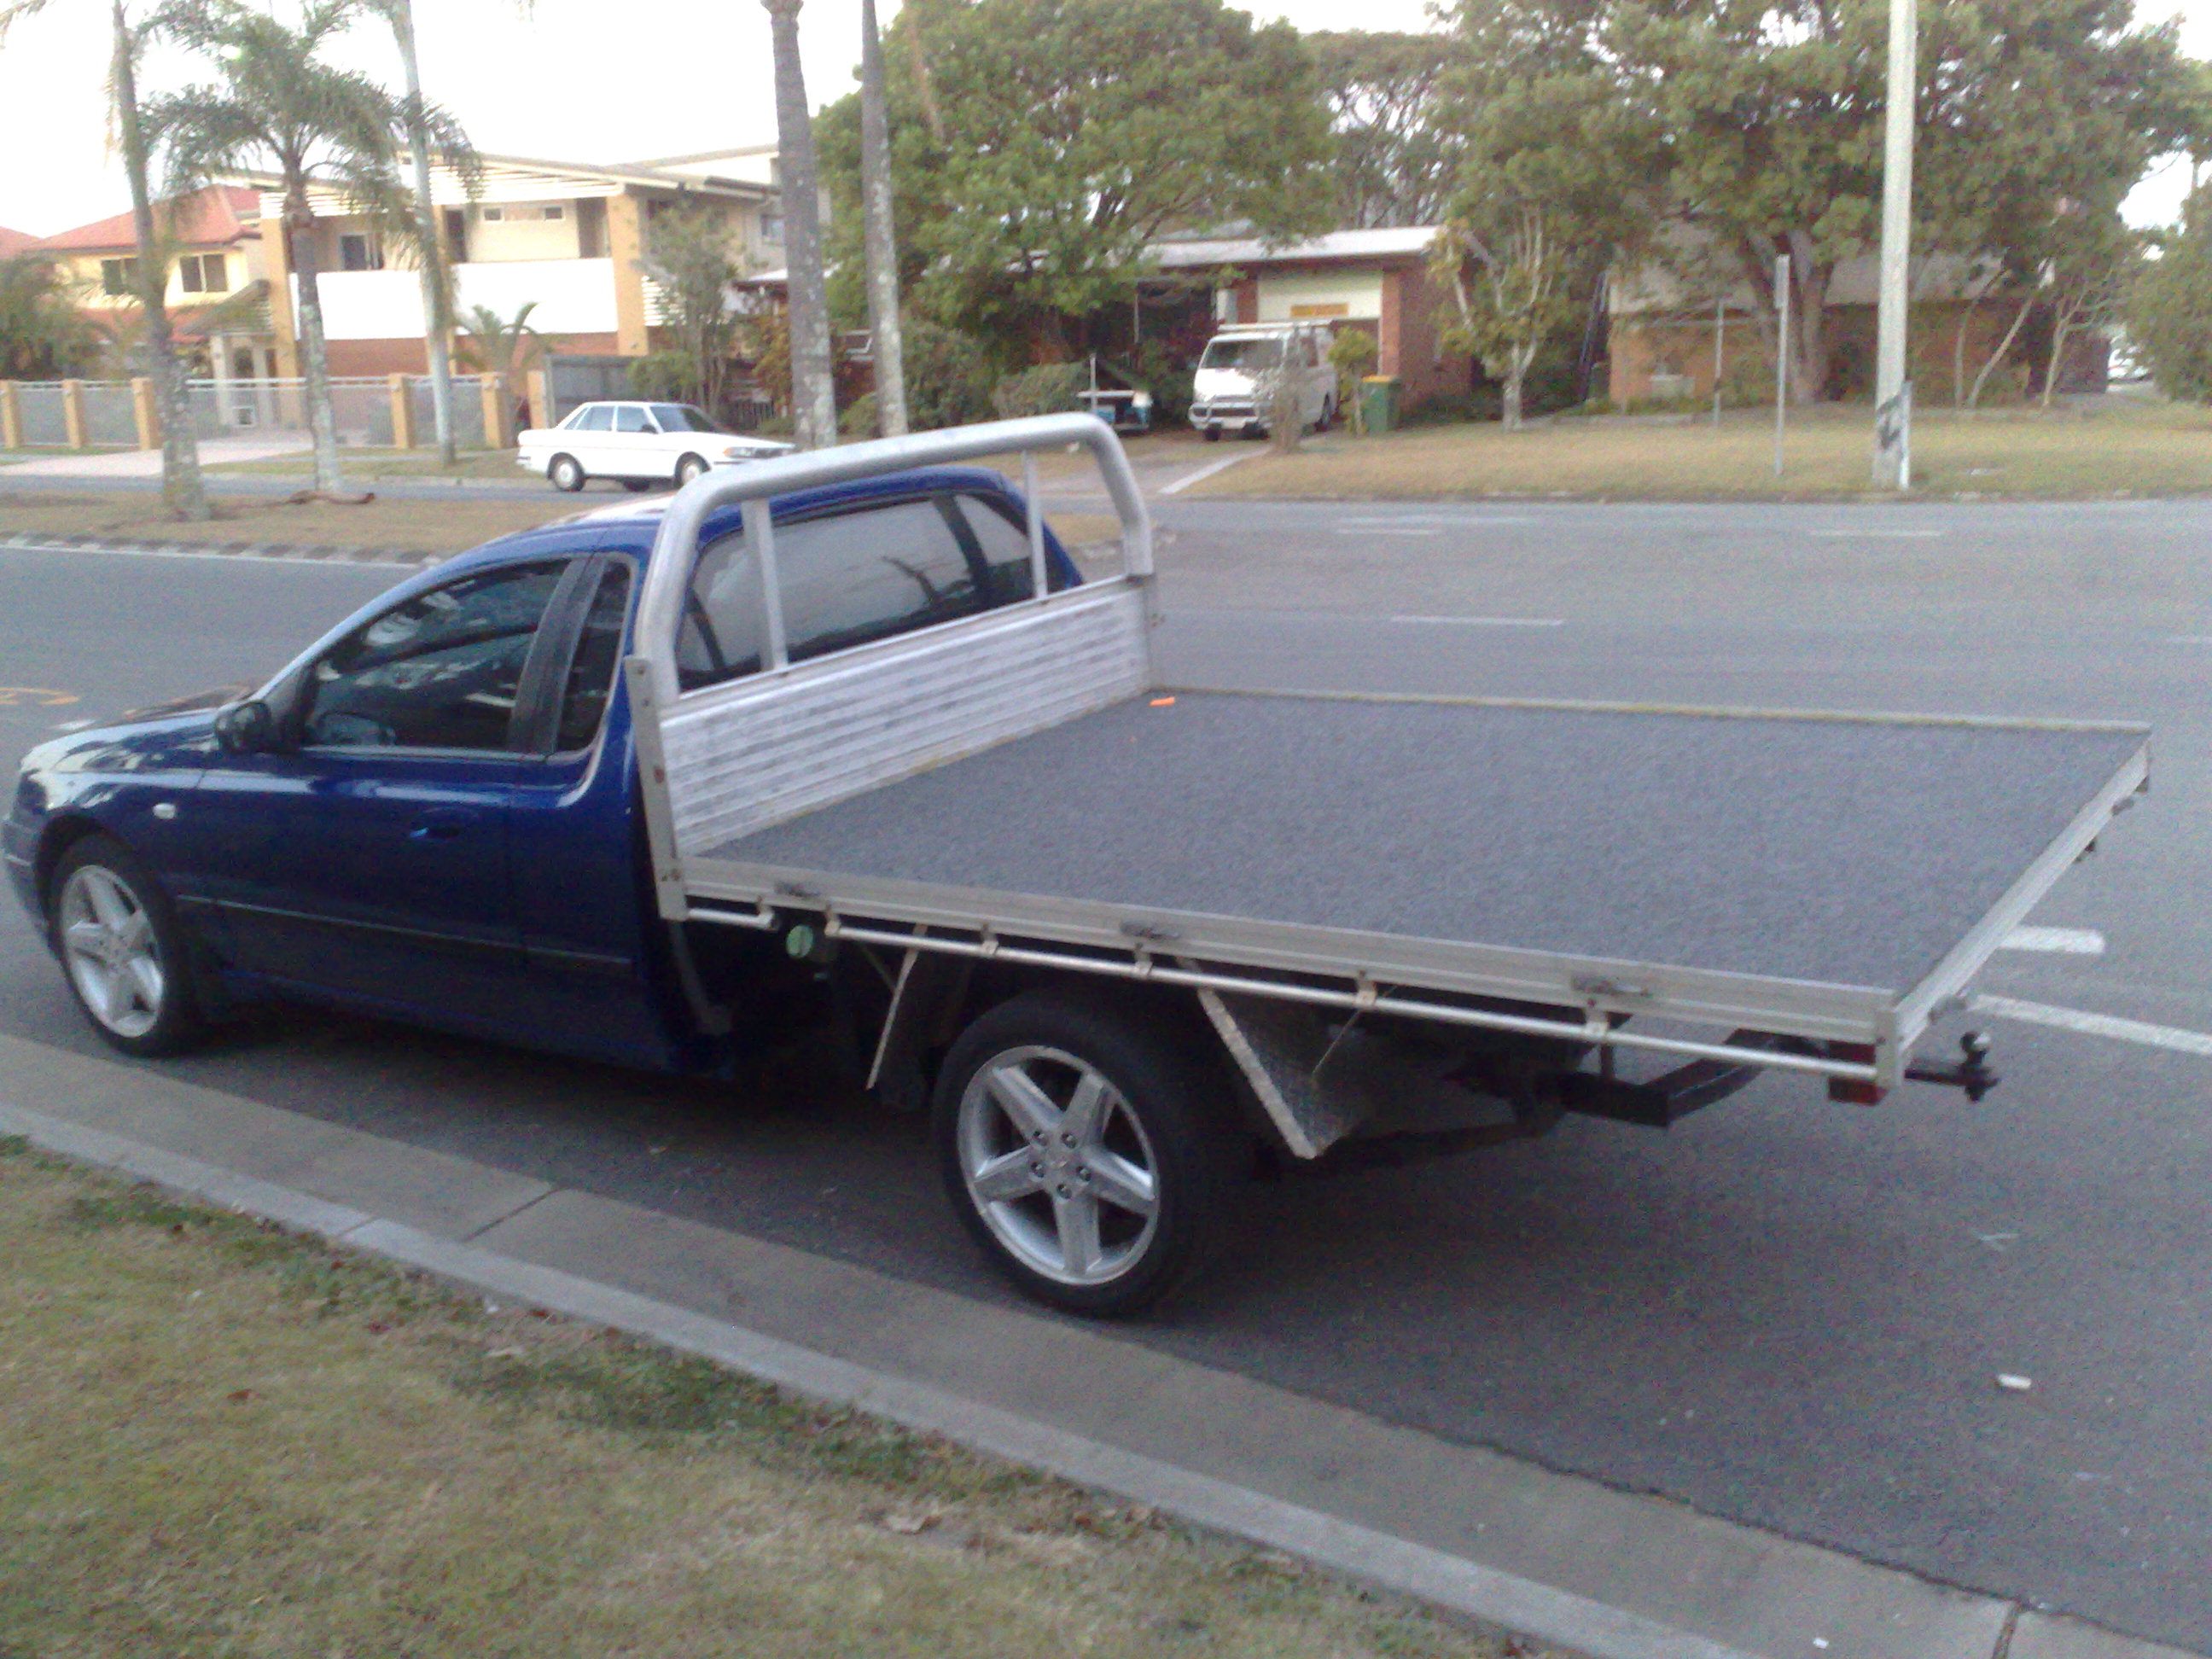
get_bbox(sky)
[0,0,2202,240]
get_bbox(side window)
[614,405,652,434]
[555,562,633,751]
[677,494,1039,693]
[301,562,565,752]
[576,405,614,433]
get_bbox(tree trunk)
[112,3,210,521]
[2042,304,2077,409]
[1968,297,2033,408]
[390,0,457,465]
[1788,260,1827,405]
[858,0,908,436]
[1952,294,1978,409]
[764,0,838,450]
[288,199,346,493]
[1500,345,1531,431]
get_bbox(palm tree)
[857,0,908,436]
[148,0,475,494]
[455,299,541,382]
[0,252,100,378]
[762,0,836,448]
[367,0,461,465]
[0,0,212,519]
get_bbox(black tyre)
[675,453,710,486]
[1202,426,1222,444]
[620,479,655,493]
[48,835,203,1057]
[933,989,1239,1316]
[549,454,586,492]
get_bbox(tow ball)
[1906,1031,2000,1102]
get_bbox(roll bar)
[631,412,1154,709]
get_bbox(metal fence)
[13,382,68,445]
[9,371,507,450]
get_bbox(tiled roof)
[38,186,260,253]
[0,224,39,258]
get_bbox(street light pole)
[1871,0,1917,490]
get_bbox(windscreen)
[1200,336,1282,371]
[651,405,730,434]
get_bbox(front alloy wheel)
[934,991,1239,1316]
[51,837,201,1056]
[675,454,710,486]
[549,454,586,492]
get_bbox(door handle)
[408,807,480,842]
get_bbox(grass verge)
[0,491,589,553]
[0,1138,1533,1658]
[204,447,528,481]
[1196,399,2212,501]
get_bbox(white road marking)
[1999,926,2106,956]
[1386,614,1567,628]
[2170,636,2212,646]
[1974,995,2212,1059]
[50,718,96,732]
[1334,515,1535,529]
[1158,451,1259,496]
[1809,528,1944,538]
[1336,526,1440,537]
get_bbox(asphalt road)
[2,497,2209,1647]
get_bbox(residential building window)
[576,198,607,258]
[100,257,137,296]
[338,233,382,271]
[444,207,469,264]
[760,211,783,246]
[481,205,506,222]
[178,253,229,293]
[541,203,566,221]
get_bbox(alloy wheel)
[58,864,166,1039]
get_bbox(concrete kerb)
[0,1071,2201,1659]
[0,530,439,567]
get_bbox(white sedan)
[518,400,795,492]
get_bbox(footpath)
[0,1028,2192,1659]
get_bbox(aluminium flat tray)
[681,688,2149,1057]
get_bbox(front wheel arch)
[32,813,111,928]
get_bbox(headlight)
[1133,393,1153,411]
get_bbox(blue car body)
[6,465,1080,1073]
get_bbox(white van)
[1189,323,1337,440]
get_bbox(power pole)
[858,0,909,436]
[1871,0,1916,490]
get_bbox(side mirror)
[213,699,279,754]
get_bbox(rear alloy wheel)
[548,454,586,492]
[50,835,201,1057]
[675,454,710,486]
[934,991,1238,1316]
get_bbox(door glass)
[574,406,614,432]
[614,405,652,434]
[556,563,633,751]
[301,562,565,752]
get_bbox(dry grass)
[0,1139,1532,1659]
[205,447,528,482]
[0,490,586,553]
[1197,399,2212,501]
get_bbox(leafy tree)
[2036,210,2140,406]
[763,0,837,448]
[0,253,101,379]
[1450,0,2201,403]
[1327,324,1377,428]
[637,200,746,413]
[0,0,210,516]
[1308,31,1463,230]
[818,0,1333,358]
[2132,192,2212,400]
[150,0,474,494]
[900,316,992,429]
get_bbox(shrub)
[904,319,994,430]
[991,362,1088,420]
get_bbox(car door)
[604,403,659,480]
[562,404,614,473]
[187,558,581,1031]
